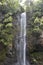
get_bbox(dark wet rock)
[4,57,13,65]
[6,53,12,58]
[0,42,6,51]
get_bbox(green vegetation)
[0,49,6,61]
[0,0,19,63]
[26,0,43,64]
[0,0,43,65]
[30,52,43,65]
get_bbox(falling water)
[15,12,30,65]
[20,12,26,65]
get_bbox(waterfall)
[15,12,30,65]
[20,12,26,65]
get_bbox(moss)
[30,52,43,63]
[0,49,6,62]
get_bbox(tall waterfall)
[20,12,26,65]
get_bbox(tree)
[26,0,43,52]
[0,0,19,46]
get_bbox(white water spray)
[20,12,26,65]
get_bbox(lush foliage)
[0,0,19,63]
[26,0,43,64]
[0,0,19,46]
[0,0,43,65]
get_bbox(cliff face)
[0,9,43,65]
[26,12,43,52]
[26,11,43,64]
